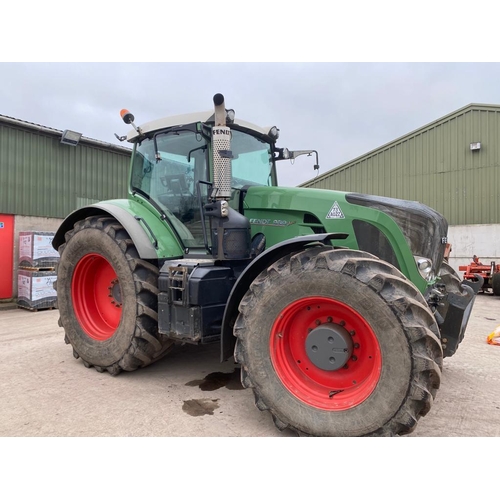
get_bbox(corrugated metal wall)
[0,123,131,218]
[303,104,500,226]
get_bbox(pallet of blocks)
[17,269,57,311]
[17,231,59,311]
[18,231,60,270]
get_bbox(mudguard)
[52,200,184,260]
[220,232,349,361]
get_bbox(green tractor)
[52,94,480,436]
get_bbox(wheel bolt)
[351,355,357,361]
[315,319,321,326]
[339,320,346,326]
[350,330,355,336]
[354,343,360,349]
[343,364,349,369]
[327,316,333,323]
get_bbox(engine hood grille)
[346,193,448,276]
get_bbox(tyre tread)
[55,216,173,375]
[234,248,443,437]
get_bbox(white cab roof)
[126,110,271,142]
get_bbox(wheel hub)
[305,323,353,371]
[108,279,122,306]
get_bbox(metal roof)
[301,103,500,186]
[0,113,131,155]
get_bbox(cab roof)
[126,110,271,142]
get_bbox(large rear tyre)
[55,216,173,375]
[234,247,443,437]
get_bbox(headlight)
[268,126,280,141]
[415,256,434,280]
[226,109,235,123]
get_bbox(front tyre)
[234,247,443,437]
[55,216,173,375]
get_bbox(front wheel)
[55,216,173,375]
[233,247,443,437]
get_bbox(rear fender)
[52,201,182,260]
[220,232,349,361]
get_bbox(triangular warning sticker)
[326,201,345,219]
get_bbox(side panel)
[0,214,14,299]
[243,186,426,290]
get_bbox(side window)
[230,130,273,188]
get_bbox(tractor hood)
[242,186,448,288]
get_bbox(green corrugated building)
[0,113,131,300]
[301,104,500,272]
[0,114,131,218]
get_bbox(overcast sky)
[2,62,500,186]
[2,3,500,188]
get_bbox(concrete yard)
[0,294,499,437]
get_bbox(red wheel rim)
[270,296,381,410]
[71,253,122,341]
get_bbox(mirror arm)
[275,148,320,170]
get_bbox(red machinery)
[459,256,500,295]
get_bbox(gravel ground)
[0,293,499,437]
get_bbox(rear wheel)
[234,247,443,436]
[55,215,173,375]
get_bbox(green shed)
[0,113,131,301]
[302,103,500,227]
[301,104,500,273]
[0,114,131,219]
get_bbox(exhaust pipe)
[212,93,232,200]
[204,94,251,261]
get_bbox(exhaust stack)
[212,93,232,200]
[204,94,251,261]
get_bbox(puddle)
[182,398,220,416]
[185,368,243,391]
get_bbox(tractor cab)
[127,113,279,252]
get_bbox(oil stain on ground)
[185,368,243,391]
[182,398,220,417]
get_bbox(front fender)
[220,232,349,361]
[52,200,184,260]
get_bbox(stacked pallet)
[17,231,59,311]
